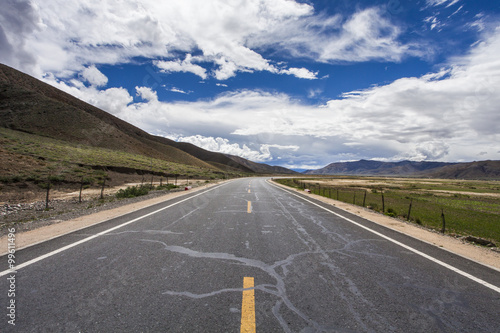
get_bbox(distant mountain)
[0,63,294,175]
[304,159,500,179]
[225,155,298,174]
[304,160,454,176]
[423,160,500,180]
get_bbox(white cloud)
[155,54,207,79]
[172,135,298,162]
[0,0,422,80]
[32,21,500,165]
[168,87,189,94]
[280,67,318,80]
[426,0,450,6]
[81,65,108,87]
[248,7,422,63]
[424,16,444,31]
[136,86,158,101]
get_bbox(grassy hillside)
[0,63,258,174]
[0,127,236,185]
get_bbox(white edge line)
[0,181,230,277]
[268,180,500,294]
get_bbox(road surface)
[1,178,499,332]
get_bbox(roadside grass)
[0,127,235,183]
[115,183,180,199]
[115,185,151,199]
[276,178,500,246]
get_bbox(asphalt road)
[1,178,499,332]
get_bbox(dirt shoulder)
[271,180,500,271]
[0,180,229,256]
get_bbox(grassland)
[0,127,242,185]
[276,177,500,246]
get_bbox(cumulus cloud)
[136,86,158,101]
[37,28,500,166]
[248,7,422,63]
[0,0,423,80]
[12,0,496,168]
[170,136,266,162]
[0,0,38,71]
[81,65,108,87]
[280,67,319,80]
[170,135,299,162]
[154,54,207,79]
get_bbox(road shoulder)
[0,180,230,255]
[270,179,500,271]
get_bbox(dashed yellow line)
[247,201,252,213]
[241,277,256,333]
[248,189,251,194]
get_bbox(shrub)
[116,185,150,198]
[386,207,397,218]
[155,184,178,191]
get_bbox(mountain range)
[304,159,500,179]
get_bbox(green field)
[276,177,500,246]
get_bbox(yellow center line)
[247,201,252,213]
[248,189,251,194]
[241,277,256,333]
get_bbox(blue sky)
[1,0,499,170]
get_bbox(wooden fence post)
[441,209,446,234]
[381,192,385,213]
[45,179,51,210]
[100,178,106,200]
[407,198,413,221]
[363,190,367,207]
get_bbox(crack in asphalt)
[141,238,325,331]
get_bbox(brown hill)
[423,160,500,180]
[304,159,500,180]
[304,160,454,176]
[225,155,298,174]
[0,63,290,174]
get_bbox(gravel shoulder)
[0,180,229,255]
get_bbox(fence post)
[363,190,367,207]
[353,191,356,205]
[79,178,84,204]
[381,191,385,213]
[407,198,413,221]
[441,209,446,234]
[100,178,106,200]
[45,179,51,210]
